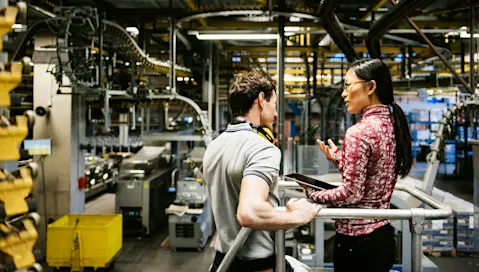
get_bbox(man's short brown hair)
[228,71,276,117]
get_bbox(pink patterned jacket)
[306,105,397,236]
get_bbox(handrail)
[214,227,253,272]
[215,182,452,272]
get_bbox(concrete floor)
[72,161,479,272]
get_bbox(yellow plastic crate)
[47,214,122,270]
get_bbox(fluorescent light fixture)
[196,33,278,40]
[126,26,139,36]
[284,26,301,32]
[271,74,332,82]
[359,8,367,11]
[289,17,301,22]
[460,32,479,38]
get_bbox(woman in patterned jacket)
[306,59,413,272]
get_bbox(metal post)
[461,39,466,74]
[401,46,406,78]
[119,113,128,148]
[410,209,425,272]
[140,108,144,135]
[408,45,413,78]
[208,41,214,131]
[470,0,476,89]
[314,219,325,268]
[169,17,177,94]
[303,53,311,145]
[275,196,286,272]
[104,90,110,132]
[146,108,151,132]
[215,44,220,132]
[312,51,318,145]
[278,16,286,174]
[98,13,104,88]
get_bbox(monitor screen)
[24,139,52,156]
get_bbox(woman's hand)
[316,139,338,160]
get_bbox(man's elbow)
[237,209,255,228]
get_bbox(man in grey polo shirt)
[204,71,320,272]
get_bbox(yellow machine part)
[47,214,123,270]
[0,6,18,37]
[0,115,29,161]
[0,62,23,107]
[0,220,38,270]
[0,167,33,216]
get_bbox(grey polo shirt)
[203,122,281,259]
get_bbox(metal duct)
[317,0,357,63]
[366,0,437,58]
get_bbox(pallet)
[423,249,456,257]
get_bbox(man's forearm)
[237,201,307,231]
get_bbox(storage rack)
[0,2,42,271]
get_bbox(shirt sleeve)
[243,143,281,187]
[330,148,344,171]
[306,128,370,206]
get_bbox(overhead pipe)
[366,0,436,58]
[317,0,357,63]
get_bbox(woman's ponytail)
[390,102,413,178]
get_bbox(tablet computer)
[284,173,337,191]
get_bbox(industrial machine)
[84,155,119,199]
[116,146,174,236]
[167,147,214,251]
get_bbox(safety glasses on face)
[343,80,369,92]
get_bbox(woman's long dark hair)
[349,59,413,178]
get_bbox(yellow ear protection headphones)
[230,117,275,143]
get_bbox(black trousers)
[210,251,294,272]
[333,224,395,272]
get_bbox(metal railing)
[215,183,452,272]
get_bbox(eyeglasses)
[343,80,367,91]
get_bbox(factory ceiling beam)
[366,0,438,58]
[388,0,474,94]
[317,0,357,63]
[176,10,321,28]
[222,45,431,54]
[182,0,209,28]
[360,0,389,21]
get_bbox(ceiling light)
[460,32,479,38]
[126,26,139,36]
[289,17,301,22]
[11,24,22,29]
[195,34,278,40]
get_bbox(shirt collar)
[361,104,390,118]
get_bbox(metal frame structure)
[146,94,213,146]
[215,183,452,272]
[422,95,479,195]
